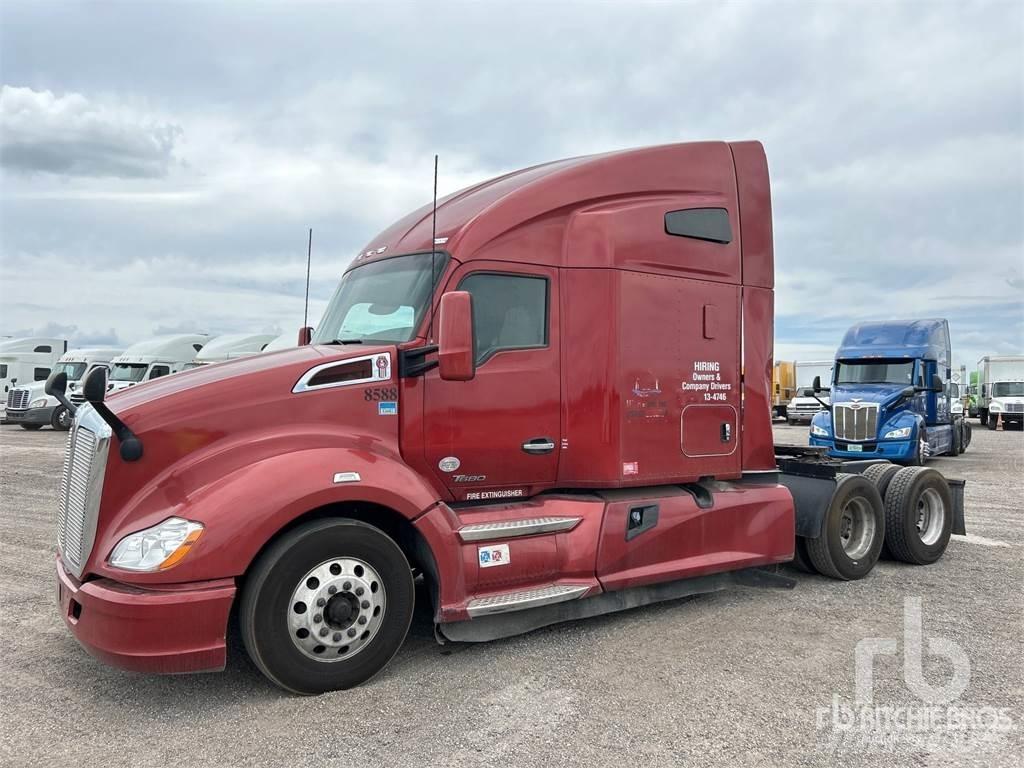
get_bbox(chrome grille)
[833,403,879,442]
[1006,403,1024,414]
[7,388,30,410]
[56,406,111,578]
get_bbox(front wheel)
[987,413,999,430]
[51,406,72,431]
[240,518,415,695]
[806,473,885,580]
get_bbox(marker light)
[883,427,913,439]
[109,517,204,572]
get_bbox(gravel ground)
[0,421,1021,767]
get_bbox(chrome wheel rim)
[916,488,945,546]
[58,409,72,428]
[288,557,386,662]
[839,497,875,560]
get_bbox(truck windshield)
[54,362,87,380]
[993,382,1024,397]
[835,360,915,386]
[312,253,448,345]
[110,363,148,382]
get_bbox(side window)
[0,365,7,378]
[34,345,52,353]
[34,368,50,381]
[457,273,548,364]
[149,365,170,380]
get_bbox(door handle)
[522,438,556,455]
[721,423,732,442]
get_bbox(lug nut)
[357,616,367,625]
[316,598,326,607]
[347,628,357,638]
[313,614,322,623]
[361,600,370,609]
[328,585,337,595]
[355,587,364,596]
[333,633,342,642]
[343,581,352,591]
[319,628,329,637]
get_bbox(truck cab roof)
[190,334,276,364]
[60,347,124,364]
[837,319,950,363]
[111,334,209,365]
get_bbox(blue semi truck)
[808,319,971,464]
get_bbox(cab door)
[423,262,560,498]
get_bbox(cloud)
[0,85,181,178]
[0,0,1020,367]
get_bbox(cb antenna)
[303,228,313,329]
[429,154,439,342]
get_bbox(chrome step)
[457,516,581,542]
[466,583,591,617]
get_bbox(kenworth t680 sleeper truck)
[48,142,966,694]
[809,320,972,463]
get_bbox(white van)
[71,334,208,403]
[183,333,276,368]
[0,337,68,423]
[4,347,123,430]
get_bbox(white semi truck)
[0,337,68,423]
[786,360,833,425]
[71,334,208,404]
[4,347,122,430]
[182,333,276,368]
[977,355,1024,429]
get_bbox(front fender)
[89,447,443,584]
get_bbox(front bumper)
[56,555,236,674]
[787,412,820,423]
[5,406,55,425]
[810,435,916,461]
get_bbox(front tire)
[240,518,414,695]
[51,406,72,431]
[806,473,885,580]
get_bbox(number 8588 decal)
[364,387,398,401]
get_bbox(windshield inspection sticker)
[378,401,397,416]
[478,543,510,568]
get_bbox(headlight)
[989,402,1002,412]
[811,424,829,437]
[884,426,913,439]
[30,398,47,407]
[108,517,204,572]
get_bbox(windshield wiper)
[328,339,363,345]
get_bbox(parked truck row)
[3,332,291,430]
[43,141,970,695]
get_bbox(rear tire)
[962,421,972,450]
[240,518,414,695]
[861,463,902,560]
[20,423,43,431]
[950,421,962,456]
[806,473,885,580]
[883,467,953,565]
[791,536,815,573]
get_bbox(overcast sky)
[1,0,1021,368]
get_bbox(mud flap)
[947,478,967,536]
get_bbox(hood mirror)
[45,370,77,418]
[82,366,108,404]
[298,326,313,346]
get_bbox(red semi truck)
[49,141,965,694]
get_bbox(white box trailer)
[977,355,1024,428]
[183,333,276,368]
[4,347,123,430]
[71,334,208,403]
